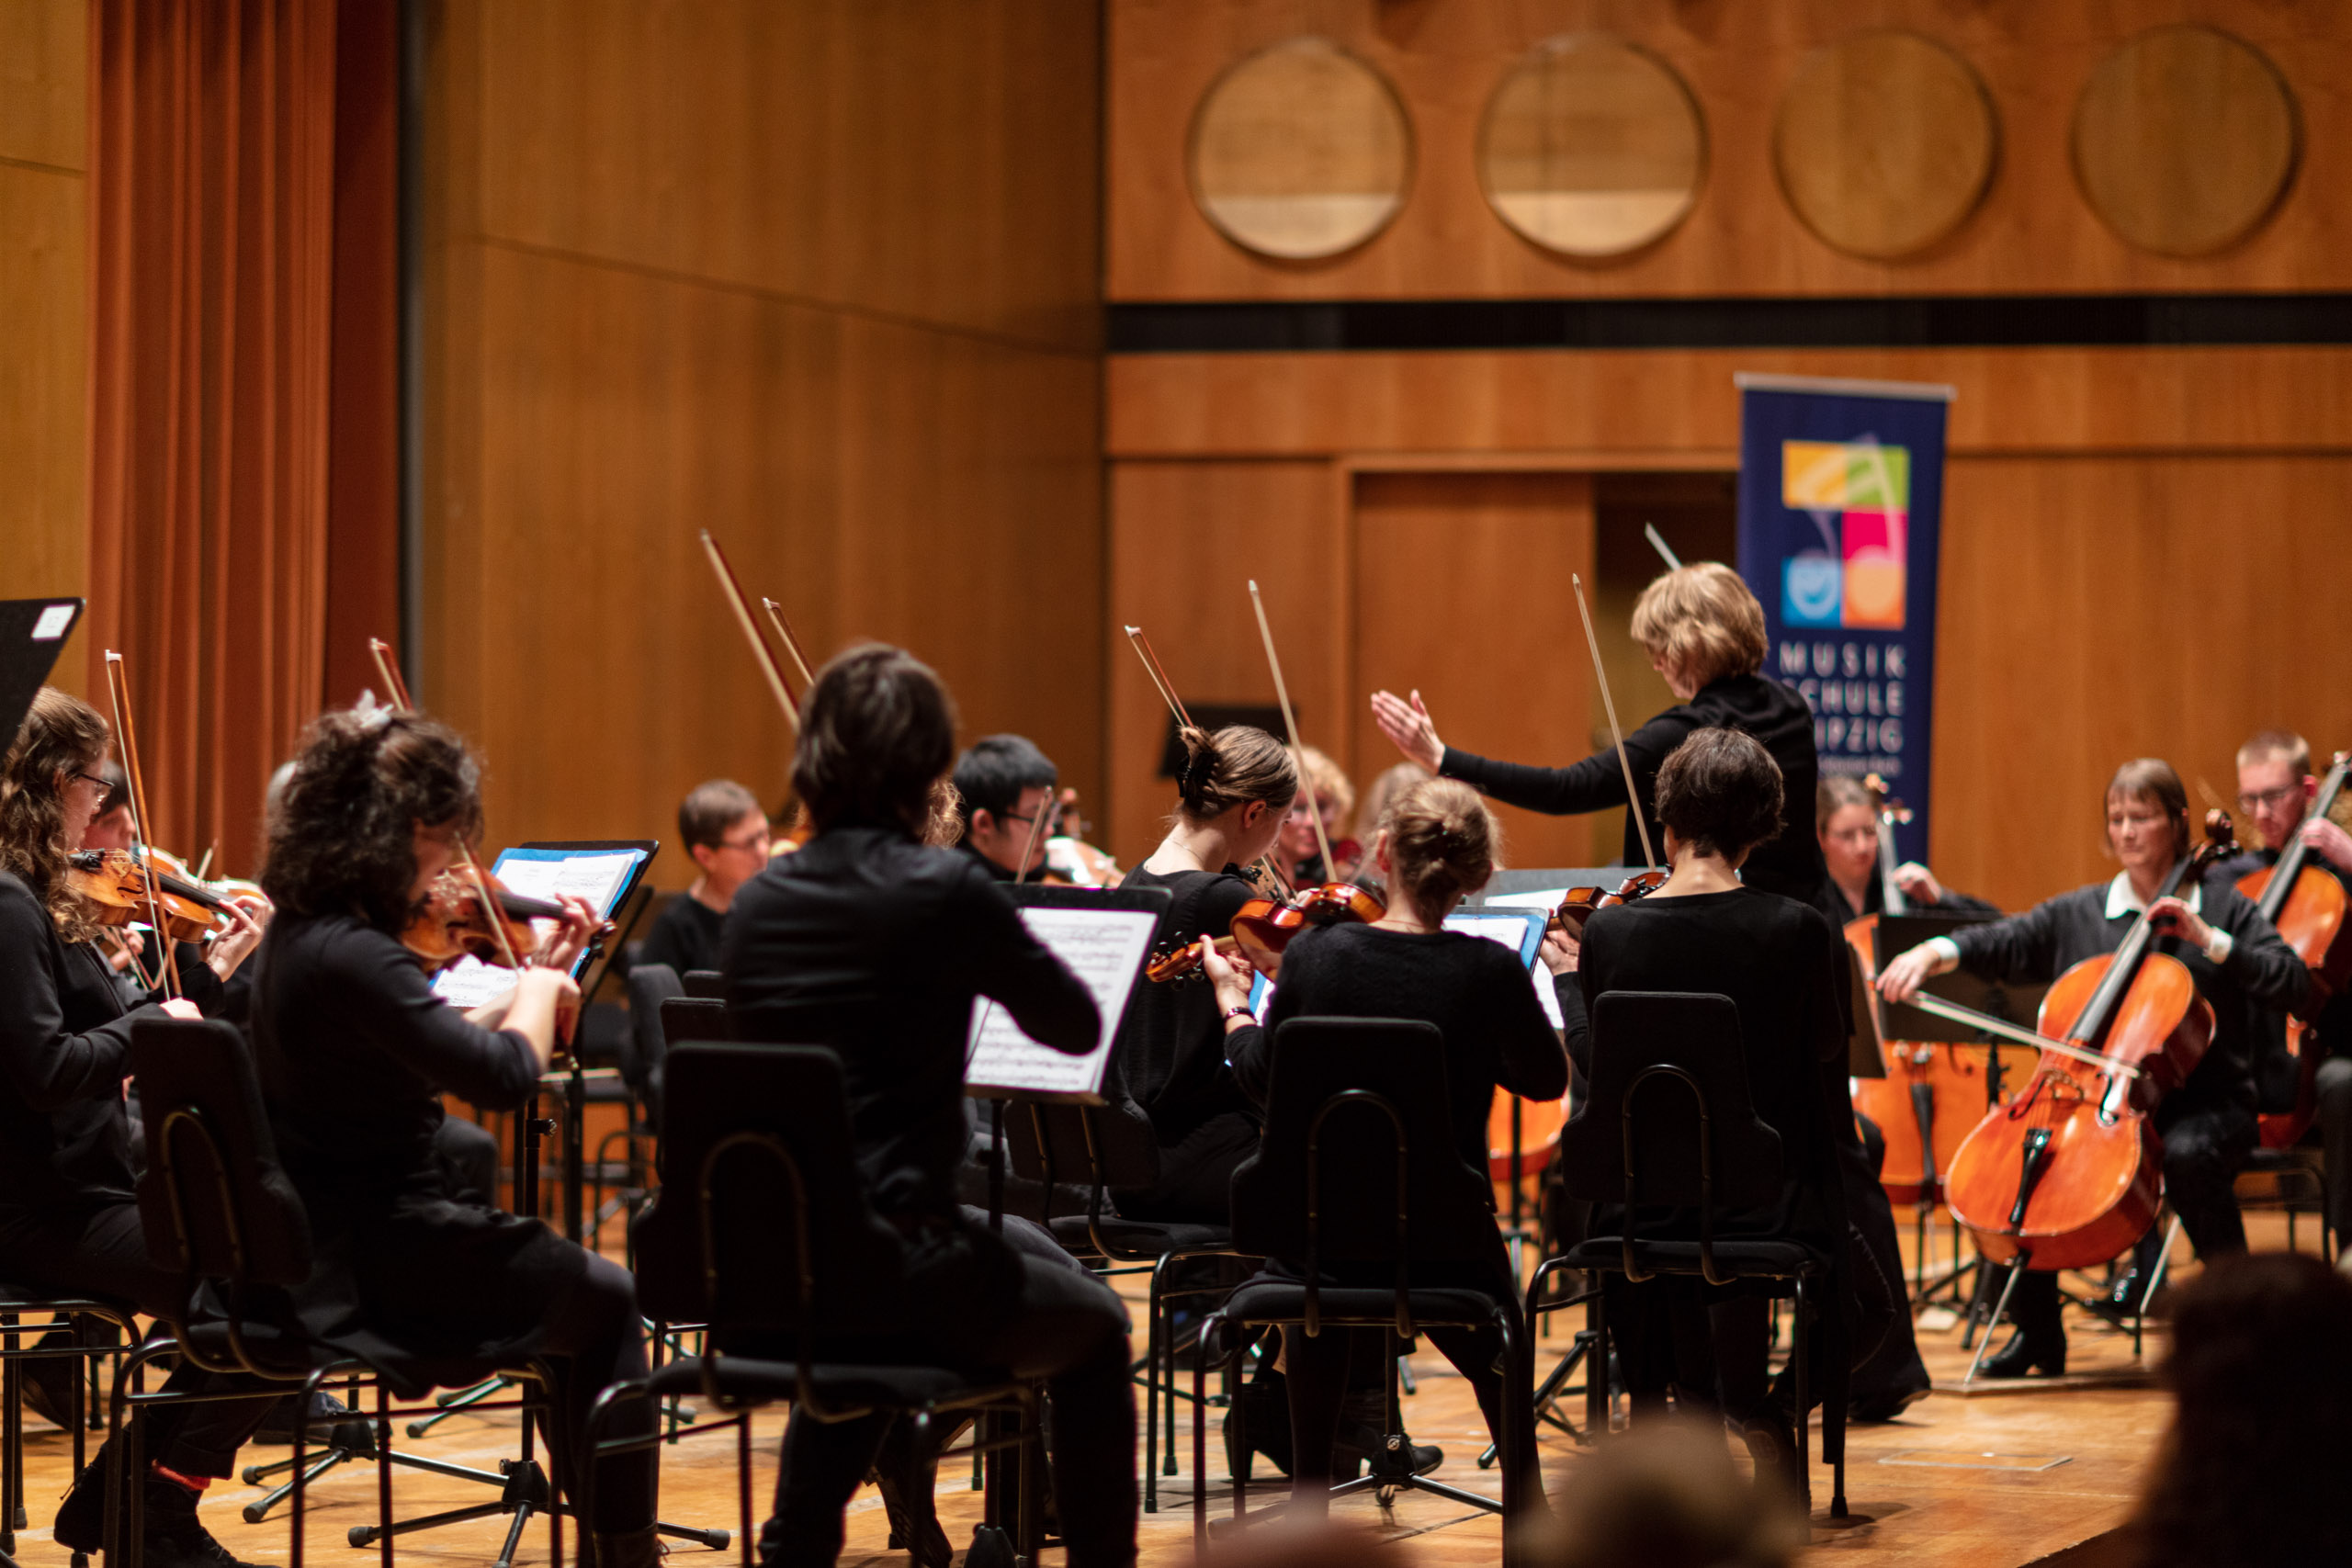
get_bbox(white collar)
[2104,872,2200,920]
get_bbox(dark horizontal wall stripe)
[1106,294,2352,354]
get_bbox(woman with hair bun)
[1203,775,1573,1512]
[1370,562,1828,908]
[1108,723,1300,1223]
[1560,727,1852,1494]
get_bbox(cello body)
[1943,949,2212,1271]
[2237,861,2346,1147]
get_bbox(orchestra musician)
[247,705,666,1567]
[0,688,276,1566]
[1816,775,1994,922]
[1278,745,1360,886]
[1552,728,1855,1493]
[721,646,1135,1568]
[638,778,772,976]
[1203,776,1572,1512]
[2222,729,2352,1240]
[1106,724,1299,1224]
[950,733,1058,883]
[1370,562,1829,906]
[1877,760,2309,1375]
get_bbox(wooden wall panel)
[1931,454,2352,916]
[1109,346,2352,459]
[0,0,87,694]
[1105,461,1340,865]
[1109,0,2352,300]
[1352,472,1595,872]
[423,1,1102,886]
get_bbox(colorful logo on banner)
[1778,439,1909,631]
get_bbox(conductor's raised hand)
[1370,689,1444,773]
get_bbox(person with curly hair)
[0,686,277,1568]
[244,703,665,1566]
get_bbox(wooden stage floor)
[12,1208,2308,1568]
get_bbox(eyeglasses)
[714,829,773,853]
[997,807,1062,831]
[2237,784,2302,813]
[69,772,111,794]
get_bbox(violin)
[66,849,230,945]
[1549,868,1669,940]
[2238,750,2352,1148]
[401,862,568,974]
[1143,880,1386,985]
[1938,811,2237,1272]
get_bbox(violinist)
[0,688,275,1565]
[638,778,770,976]
[1278,745,1360,886]
[950,732,1057,882]
[720,646,1134,1568]
[1878,760,2308,1375]
[1551,728,1854,1493]
[1816,775,1993,922]
[1109,723,1298,1223]
[246,705,665,1567]
[1372,562,1830,907]
[1203,777,1572,1511]
[2224,730,2352,1239]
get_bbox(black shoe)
[1736,1409,1805,1500]
[252,1388,352,1444]
[1351,1427,1442,1480]
[59,1464,263,1568]
[51,1453,107,1553]
[20,1361,77,1431]
[592,1526,664,1568]
[1849,1371,1933,1424]
[1979,1328,2066,1379]
[1222,1368,1294,1481]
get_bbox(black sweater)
[1945,870,2308,1117]
[1224,923,1570,1176]
[1112,863,1262,1145]
[251,912,543,1214]
[0,872,221,1225]
[636,891,726,978]
[722,826,1097,1217]
[1441,672,1829,905]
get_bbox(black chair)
[1001,1094,1248,1512]
[1544,991,1848,1518]
[587,1043,1046,1565]
[1,1287,137,1568]
[1193,1019,1535,1559]
[680,969,726,1000]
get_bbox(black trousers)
[1604,1277,1774,1423]
[535,1251,657,1534]
[1840,1115,1928,1396]
[1112,1110,1260,1224]
[2002,1099,2255,1346]
[0,1199,270,1478]
[2315,1056,2352,1235]
[432,1114,502,1209]
[767,1236,1134,1568]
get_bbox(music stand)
[0,598,85,747]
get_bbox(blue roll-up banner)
[1735,373,1953,864]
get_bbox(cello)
[2237,750,2352,1147]
[1929,811,2238,1273]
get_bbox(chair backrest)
[129,1017,314,1303]
[661,994,728,1050]
[1001,1096,1160,1203]
[1555,991,1783,1212]
[627,963,685,1083]
[632,1043,909,1337]
[1229,1017,1495,1274]
[681,968,726,999]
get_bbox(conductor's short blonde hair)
[1630,563,1769,689]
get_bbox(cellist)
[1879,760,2307,1375]
[2222,730,2352,1240]
[1815,775,1994,922]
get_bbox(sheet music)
[1483,889,1568,912]
[966,906,1159,1100]
[1444,911,1565,1029]
[428,847,646,1008]
[428,955,519,1011]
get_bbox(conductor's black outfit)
[1221,922,1570,1492]
[249,912,657,1533]
[1104,862,1265,1222]
[1438,671,1829,905]
[0,872,273,1478]
[1934,869,2308,1347]
[723,825,1136,1568]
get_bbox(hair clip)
[1178,748,1216,802]
[353,692,395,733]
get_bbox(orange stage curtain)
[85,0,397,876]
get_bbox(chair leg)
[1585,1288,1611,1437]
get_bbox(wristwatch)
[1223,1005,1254,1022]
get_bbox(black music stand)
[0,598,85,747]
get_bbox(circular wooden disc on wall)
[1477,34,1704,260]
[1773,30,1997,260]
[2072,25,2299,257]
[1187,37,1411,261]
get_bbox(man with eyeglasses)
[951,734,1057,884]
[639,779,772,977]
[2225,729,2352,1240]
